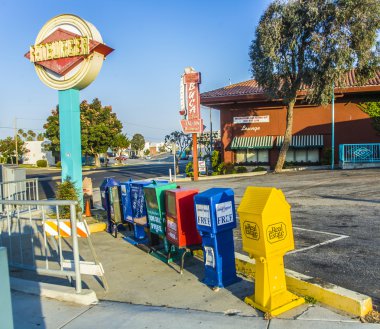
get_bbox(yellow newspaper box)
[237,186,304,316]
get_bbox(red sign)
[181,118,203,134]
[180,70,203,134]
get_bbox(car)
[115,156,128,161]
[145,155,151,160]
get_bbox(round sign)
[25,14,113,90]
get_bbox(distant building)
[144,142,167,156]
[23,141,54,166]
[201,70,380,168]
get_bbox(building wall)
[219,97,380,167]
[23,141,55,166]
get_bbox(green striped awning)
[276,135,324,148]
[231,136,274,149]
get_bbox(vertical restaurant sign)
[24,14,114,90]
[180,68,204,134]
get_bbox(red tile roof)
[201,69,380,101]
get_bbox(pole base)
[244,293,305,317]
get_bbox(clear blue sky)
[0,0,272,142]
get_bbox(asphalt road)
[27,156,186,199]
[27,163,380,307]
[178,169,380,307]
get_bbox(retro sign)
[180,68,203,134]
[25,14,113,90]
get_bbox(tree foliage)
[130,133,145,153]
[359,102,380,134]
[250,0,380,172]
[112,133,130,162]
[43,98,123,167]
[0,136,26,164]
[164,131,192,155]
[164,131,192,174]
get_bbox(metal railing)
[0,178,39,211]
[339,143,380,164]
[0,199,82,293]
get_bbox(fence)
[0,178,39,211]
[0,199,90,294]
[339,143,380,165]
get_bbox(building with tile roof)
[201,70,380,168]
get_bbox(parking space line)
[289,226,349,254]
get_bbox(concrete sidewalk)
[10,230,379,328]
[12,290,380,329]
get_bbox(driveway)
[180,168,380,306]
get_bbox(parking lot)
[181,168,380,306]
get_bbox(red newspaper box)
[165,188,202,248]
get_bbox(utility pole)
[331,82,335,170]
[210,107,213,155]
[14,118,18,165]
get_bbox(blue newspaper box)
[194,188,239,288]
[100,177,119,211]
[120,179,134,224]
[100,178,123,234]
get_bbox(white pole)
[173,143,177,181]
[169,168,172,181]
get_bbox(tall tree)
[130,133,145,155]
[164,131,192,173]
[43,98,123,167]
[112,133,130,163]
[250,0,380,172]
[0,136,26,164]
[80,98,123,166]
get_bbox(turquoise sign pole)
[59,89,83,205]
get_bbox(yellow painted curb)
[88,222,107,233]
[234,253,373,317]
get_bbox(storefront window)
[235,149,269,164]
[307,149,319,162]
[258,150,269,162]
[285,149,320,163]
[236,150,246,163]
[247,150,257,162]
[295,150,307,162]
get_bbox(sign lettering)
[266,222,287,243]
[234,115,269,124]
[241,125,260,132]
[216,201,234,226]
[196,204,211,227]
[30,37,90,63]
[244,221,260,240]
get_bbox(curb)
[234,253,373,317]
[10,278,98,306]
[88,222,107,233]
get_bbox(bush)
[252,166,267,172]
[56,161,61,168]
[236,166,248,173]
[211,150,221,170]
[217,162,236,175]
[185,161,194,177]
[36,159,47,167]
[56,177,82,218]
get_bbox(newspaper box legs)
[237,186,304,316]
